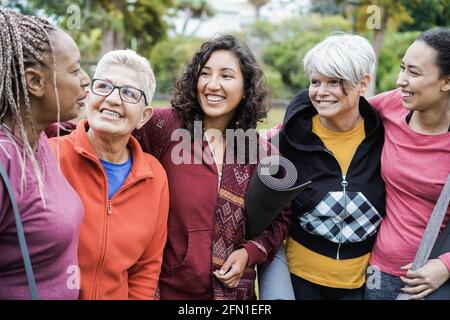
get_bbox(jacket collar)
[281,89,383,151]
[72,119,154,180]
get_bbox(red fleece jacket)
[49,120,169,299]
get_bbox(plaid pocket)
[299,191,382,243]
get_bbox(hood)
[281,89,383,152]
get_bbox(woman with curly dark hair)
[170,35,269,134]
[135,34,290,300]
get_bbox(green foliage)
[175,0,214,17]
[150,36,203,95]
[173,0,215,35]
[399,0,450,31]
[4,0,174,60]
[263,66,292,100]
[257,107,286,131]
[376,31,420,92]
[311,0,343,15]
[253,15,351,98]
[5,0,444,98]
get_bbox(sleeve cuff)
[242,242,266,267]
[438,252,450,272]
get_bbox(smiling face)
[397,40,448,111]
[86,64,152,137]
[196,50,245,130]
[309,74,363,121]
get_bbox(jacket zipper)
[92,191,111,299]
[324,146,360,260]
[336,176,348,260]
[107,200,112,214]
[79,149,151,298]
[91,178,147,298]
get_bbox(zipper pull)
[107,200,112,215]
[341,176,348,190]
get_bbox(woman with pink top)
[365,28,450,300]
[0,9,90,299]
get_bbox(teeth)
[402,91,414,97]
[318,101,337,105]
[206,95,224,102]
[102,109,121,118]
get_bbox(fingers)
[401,263,413,271]
[213,248,249,288]
[219,257,234,276]
[406,269,423,278]
[400,276,425,286]
[214,265,239,281]
[410,288,433,300]
[213,268,241,288]
[217,275,241,288]
[400,283,429,295]
[213,263,244,288]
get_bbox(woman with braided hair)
[0,8,90,299]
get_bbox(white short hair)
[303,32,376,87]
[94,49,156,104]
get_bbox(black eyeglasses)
[91,78,147,105]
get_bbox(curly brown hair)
[170,34,270,134]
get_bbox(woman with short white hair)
[258,33,385,300]
[49,49,169,299]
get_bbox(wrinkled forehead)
[95,64,144,89]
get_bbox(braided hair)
[0,8,59,204]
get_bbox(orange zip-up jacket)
[49,120,169,299]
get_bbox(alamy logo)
[66,5,81,30]
[366,265,381,290]
[66,265,81,290]
[169,121,274,166]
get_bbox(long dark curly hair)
[170,34,270,134]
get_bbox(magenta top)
[369,89,450,276]
[0,126,84,299]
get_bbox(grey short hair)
[303,32,376,87]
[94,49,156,104]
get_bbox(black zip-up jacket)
[280,89,386,260]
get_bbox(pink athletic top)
[368,89,450,276]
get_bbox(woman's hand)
[213,248,249,288]
[400,259,450,300]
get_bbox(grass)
[257,107,285,131]
[151,100,170,108]
[151,100,286,131]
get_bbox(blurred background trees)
[2,0,448,100]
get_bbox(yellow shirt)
[287,115,369,289]
[312,115,365,175]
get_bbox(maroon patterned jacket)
[134,108,291,300]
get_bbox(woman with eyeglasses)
[48,49,169,299]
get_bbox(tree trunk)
[100,0,126,56]
[100,27,126,56]
[369,8,389,97]
[255,6,261,20]
[181,10,193,34]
